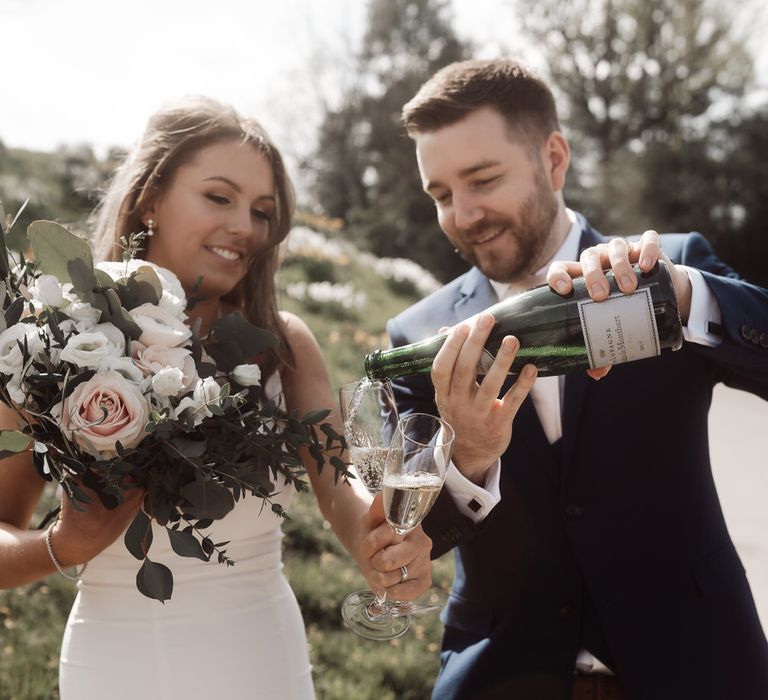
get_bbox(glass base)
[341,590,410,640]
[390,591,444,617]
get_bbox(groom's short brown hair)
[402,58,560,146]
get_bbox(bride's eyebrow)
[202,176,275,202]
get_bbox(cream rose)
[59,324,125,369]
[61,370,150,456]
[128,304,191,348]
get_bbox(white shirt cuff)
[678,266,722,348]
[443,458,501,523]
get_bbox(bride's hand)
[48,484,145,567]
[355,493,433,601]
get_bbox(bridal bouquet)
[0,209,348,601]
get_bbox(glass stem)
[367,590,389,619]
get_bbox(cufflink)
[467,498,481,513]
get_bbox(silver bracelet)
[45,523,88,581]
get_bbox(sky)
[0,0,523,160]
[1,0,765,162]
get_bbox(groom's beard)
[455,167,559,284]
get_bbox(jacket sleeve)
[676,232,768,400]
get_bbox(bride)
[0,96,433,699]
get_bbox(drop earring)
[146,218,155,237]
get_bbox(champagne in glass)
[383,413,454,618]
[383,472,443,535]
[338,379,410,640]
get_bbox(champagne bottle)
[365,261,683,380]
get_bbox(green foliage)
[518,0,768,286]
[311,0,471,283]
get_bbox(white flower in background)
[96,260,187,321]
[173,376,221,426]
[129,303,191,348]
[97,356,145,384]
[0,324,44,375]
[285,281,367,310]
[231,363,261,387]
[151,367,185,397]
[30,274,65,308]
[59,327,124,368]
[132,343,198,391]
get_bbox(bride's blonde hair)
[91,96,295,376]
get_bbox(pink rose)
[61,370,150,456]
[131,343,198,392]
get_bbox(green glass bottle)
[365,261,683,381]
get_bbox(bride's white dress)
[59,377,315,699]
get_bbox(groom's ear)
[542,131,570,193]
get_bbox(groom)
[386,58,768,699]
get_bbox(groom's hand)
[356,493,433,601]
[431,314,537,484]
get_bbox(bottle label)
[477,349,496,374]
[578,288,660,369]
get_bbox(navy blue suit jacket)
[387,214,768,700]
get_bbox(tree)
[518,0,754,232]
[310,0,471,282]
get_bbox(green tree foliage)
[310,0,471,283]
[518,0,767,285]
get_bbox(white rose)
[132,343,198,391]
[0,325,43,375]
[128,303,191,348]
[61,370,150,456]
[66,300,103,327]
[151,367,185,397]
[31,275,65,308]
[97,356,145,384]
[231,363,261,387]
[59,327,125,369]
[96,260,187,321]
[5,372,25,405]
[173,376,220,426]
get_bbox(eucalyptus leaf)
[181,480,235,520]
[124,509,153,560]
[93,269,118,290]
[68,258,98,294]
[0,430,33,459]
[167,528,208,561]
[102,288,142,340]
[212,311,277,358]
[171,438,207,458]
[28,221,94,283]
[136,557,174,602]
[134,266,163,300]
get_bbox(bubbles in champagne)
[382,472,443,534]
[348,445,387,493]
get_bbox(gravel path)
[709,384,768,629]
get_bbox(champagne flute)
[338,379,410,640]
[383,412,454,617]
